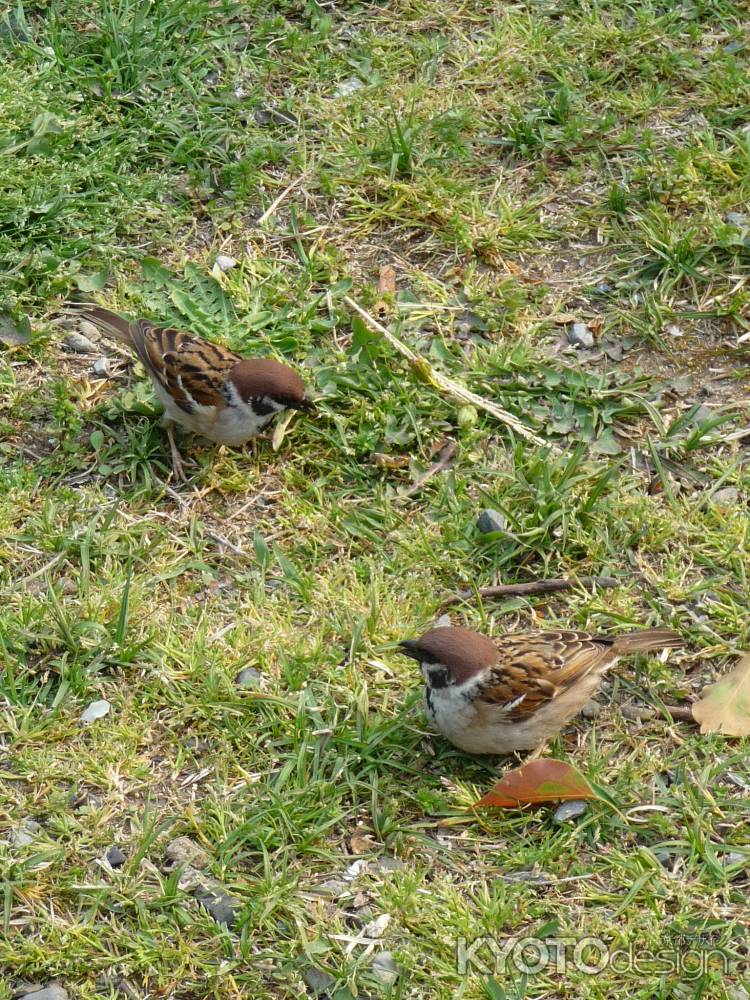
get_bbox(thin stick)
[344,297,548,448]
[442,575,619,607]
[256,174,306,227]
[402,441,458,497]
[661,704,696,723]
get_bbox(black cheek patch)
[251,398,276,416]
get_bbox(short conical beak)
[397,639,421,661]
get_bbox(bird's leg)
[164,420,186,483]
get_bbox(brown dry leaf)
[691,653,750,737]
[350,832,374,853]
[371,452,408,469]
[374,265,397,319]
[474,759,597,809]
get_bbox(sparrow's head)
[398,626,498,689]
[230,359,313,412]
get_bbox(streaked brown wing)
[477,630,613,721]
[131,321,240,412]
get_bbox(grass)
[1,0,750,997]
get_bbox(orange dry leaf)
[691,653,750,737]
[473,759,597,809]
[375,265,397,319]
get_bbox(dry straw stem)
[344,297,548,448]
[442,574,619,606]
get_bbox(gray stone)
[165,836,210,870]
[215,254,238,272]
[194,883,242,927]
[580,699,602,720]
[476,508,506,534]
[80,699,110,724]
[726,212,748,227]
[11,817,41,847]
[235,667,262,689]
[554,800,589,823]
[105,845,127,868]
[567,322,594,348]
[92,357,112,378]
[333,77,363,98]
[63,332,98,354]
[621,701,655,721]
[371,951,400,985]
[373,855,405,873]
[686,404,715,427]
[724,852,747,867]
[316,878,349,898]
[15,988,68,1000]
[712,487,740,506]
[302,968,336,995]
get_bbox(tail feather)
[610,628,682,655]
[75,305,134,348]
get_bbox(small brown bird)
[398,625,682,754]
[79,306,313,480]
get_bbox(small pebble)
[63,332,98,354]
[80,699,110,724]
[78,319,101,341]
[105,845,127,868]
[712,487,740,506]
[215,254,238,272]
[476,508,506,534]
[725,212,748,227]
[316,878,349,898]
[554,800,589,823]
[665,324,683,338]
[165,836,210,870]
[193,883,242,927]
[92,357,112,378]
[362,913,390,939]
[567,322,594,348]
[333,77,363,98]
[235,667,262,689]
[581,699,601,720]
[371,951,400,985]
[11,818,41,847]
[302,968,336,995]
[621,701,655,721]
[373,855,405,873]
[14,989,69,1000]
[724,852,747,867]
[687,404,715,427]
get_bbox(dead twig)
[402,441,458,497]
[661,704,696,723]
[257,174,307,227]
[344,297,548,448]
[442,575,619,607]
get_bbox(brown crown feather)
[401,626,499,683]
[230,358,308,407]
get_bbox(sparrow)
[78,306,313,480]
[398,625,682,754]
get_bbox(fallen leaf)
[692,653,750,737]
[0,311,31,346]
[375,264,397,319]
[271,409,296,451]
[473,759,598,809]
[350,832,374,853]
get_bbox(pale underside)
[424,663,613,754]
